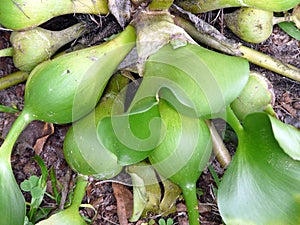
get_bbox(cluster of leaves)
[0,0,299,225]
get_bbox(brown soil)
[0,7,299,225]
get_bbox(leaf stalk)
[0,47,13,57]
[0,71,29,90]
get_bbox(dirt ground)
[0,7,299,225]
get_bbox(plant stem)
[225,106,244,138]
[181,184,200,225]
[0,47,13,57]
[173,16,300,81]
[69,175,88,210]
[51,23,88,51]
[239,45,300,81]
[205,120,231,168]
[0,71,29,90]
[0,111,33,160]
[272,15,297,25]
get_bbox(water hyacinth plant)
[224,7,274,43]
[8,23,87,71]
[0,25,135,225]
[0,0,109,30]
[63,74,129,179]
[0,0,299,224]
[36,175,89,225]
[174,0,300,13]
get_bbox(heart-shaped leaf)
[218,112,300,224]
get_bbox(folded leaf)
[218,112,300,225]
[130,43,249,119]
[269,115,300,160]
[97,98,161,165]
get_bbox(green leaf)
[35,207,87,225]
[21,179,34,192]
[0,105,19,113]
[130,43,249,119]
[36,175,88,225]
[0,157,26,225]
[218,112,300,225]
[149,100,212,225]
[64,74,129,178]
[158,218,167,225]
[268,115,300,160]
[20,175,39,192]
[97,99,162,165]
[33,155,48,187]
[278,22,300,41]
[31,186,44,199]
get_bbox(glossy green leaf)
[218,112,300,225]
[0,156,26,225]
[269,115,300,160]
[35,207,87,225]
[130,43,249,119]
[278,22,300,41]
[63,74,128,179]
[149,100,212,225]
[97,98,162,165]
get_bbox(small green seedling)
[158,218,174,225]
[45,167,62,205]
[20,156,49,223]
[196,187,204,198]
[0,105,19,113]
